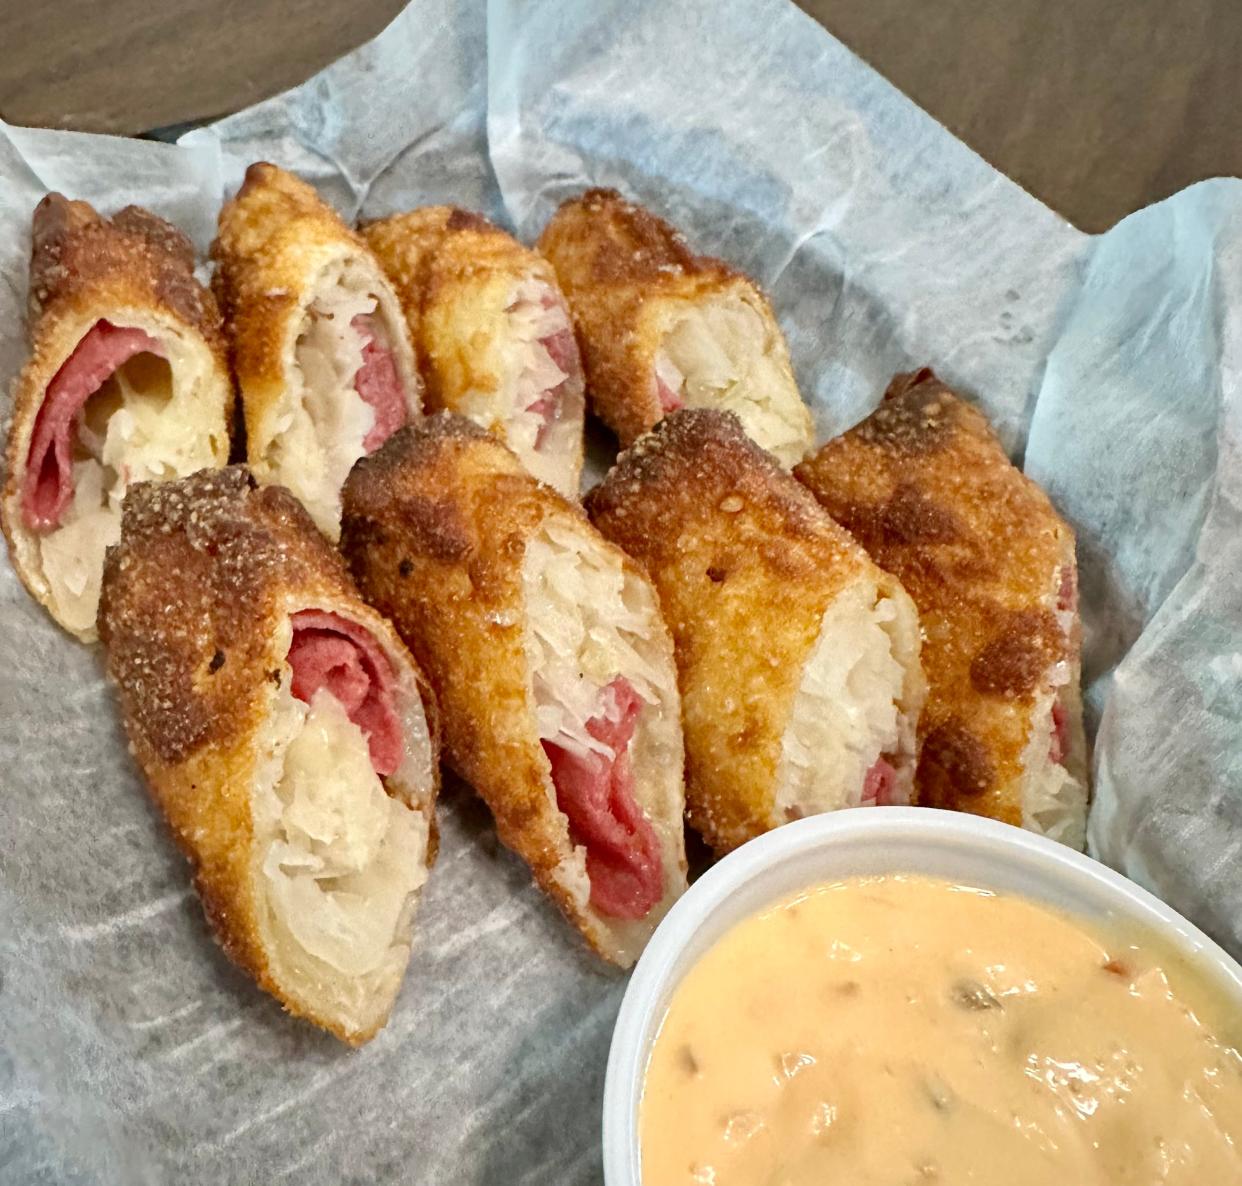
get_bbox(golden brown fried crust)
[537,188,772,446]
[211,162,418,455]
[794,368,1083,827]
[25,194,219,337]
[2,194,233,631]
[98,466,440,1044]
[364,206,569,413]
[586,409,880,853]
[341,413,648,961]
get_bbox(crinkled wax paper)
[1,0,1239,1180]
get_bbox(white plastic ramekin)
[602,807,1242,1186]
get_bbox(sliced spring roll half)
[537,188,814,465]
[794,368,1088,848]
[586,409,926,856]
[1,194,232,641]
[340,414,686,966]
[98,467,439,1044]
[363,207,585,497]
[212,163,421,539]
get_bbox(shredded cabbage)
[455,275,575,493]
[264,264,380,538]
[40,351,217,634]
[653,293,810,465]
[1021,593,1087,848]
[774,584,908,818]
[522,517,665,762]
[1021,714,1086,848]
[260,689,427,977]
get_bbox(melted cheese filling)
[40,351,222,636]
[654,294,811,466]
[256,688,427,1009]
[774,583,914,819]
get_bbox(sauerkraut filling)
[775,583,918,821]
[652,293,810,466]
[455,275,582,496]
[1022,564,1087,848]
[32,326,223,636]
[265,262,407,538]
[522,518,678,921]
[258,691,426,992]
[252,614,431,1031]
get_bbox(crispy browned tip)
[26,192,221,346]
[361,204,495,251]
[342,411,519,518]
[236,160,327,216]
[216,162,356,251]
[211,161,368,326]
[29,194,99,316]
[363,206,532,290]
[540,188,715,283]
[794,368,1085,831]
[363,205,559,375]
[585,408,839,574]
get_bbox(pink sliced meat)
[541,324,578,376]
[525,295,581,449]
[351,315,407,453]
[287,610,404,777]
[542,676,664,920]
[655,375,684,414]
[22,320,163,532]
[1049,700,1069,765]
[526,389,561,449]
[1057,565,1077,613]
[859,757,899,807]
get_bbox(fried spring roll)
[98,467,440,1044]
[340,414,687,966]
[537,188,814,465]
[794,368,1088,848]
[1,195,232,641]
[586,409,926,855]
[212,163,421,540]
[363,207,585,497]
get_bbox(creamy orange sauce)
[640,875,1242,1185]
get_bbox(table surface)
[2,0,1238,232]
